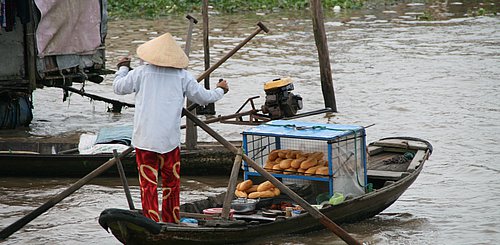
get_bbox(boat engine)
[261,78,303,119]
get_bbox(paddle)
[0,147,134,240]
[182,108,362,245]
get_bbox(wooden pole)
[0,147,134,240]
[221,148,243,219]
[184,14,199,150]
[183,109,361,245]
[113,149,135,210]
[310,0,337,112]
[199,0,215,115]
[25,0,37,92]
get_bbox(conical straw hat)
[136,33,189,68]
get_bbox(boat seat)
[407,150,426,172]
[367,170,408,181]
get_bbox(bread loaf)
[297,168,306,174]
[274,158,283,164]
[268,150,280,161]
[246,185,259,193]
[315,166,329,175]
[291,157,306,168]
[304,165,322,176]
[248,191,260,199]
[311,152,325,160]
[300,158,318,169]
[259,190,275,198]
[235,190,247,198]
[257,181,274,192]
[279,159,294,169]
[296,152,309,159]
[237,179,253,191]
[272,188,280,196]
[278,150,290,159]
[272,164,283,172]
[264,161,274,170]
[286,150,302,159]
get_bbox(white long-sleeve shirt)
[113,64,224,153]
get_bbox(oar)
[182,108,362,245]
[185,21,269,112]
[113,149,135,210]
[0,147,134,240]
[221,147,243,219]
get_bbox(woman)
[113,33,229,223]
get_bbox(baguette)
[283,167,296,175]
[311,152,325,160]
[264,161,274,170]
[315,166,330,176]
[259,190,275,198]
[272,163,283,173]
[272,188,281,196]
[274,158,283,164]
[246,185,259,193]
[291,157,306,168]
[286,150,301,159]
[235,190,247,198]
[257,180,274,192]
[278,150,290,159]
[300,158,318,169]
[304,165,322,176]
[279,159,294,169]
[237,179,253,191]
[268,149,280,161]
[248,191,260,199]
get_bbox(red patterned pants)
[135,147,181,223]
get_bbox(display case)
[242,120,367,197]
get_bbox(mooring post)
[309,0,337,112]
[198,0,216,115]
[185,14,199,150]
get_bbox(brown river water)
[1,1,499,244]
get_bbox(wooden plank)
[407,150,426,171]
[372,139,427,151]
[180,212,216,219]
[367,170,406,180]
[367,145,384,155]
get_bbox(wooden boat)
[0,141,235,177]
[98,137,432,244]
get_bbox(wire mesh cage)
[242,120,367,197]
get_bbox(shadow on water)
[0,0,499,244]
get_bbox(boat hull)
[99,137,432,244]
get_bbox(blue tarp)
[242,120,364,140]
[95,124,133,145]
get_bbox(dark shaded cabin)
[0,0,110,129]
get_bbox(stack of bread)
[234,180,281,199]
[263,149,330,176]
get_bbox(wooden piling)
[309,0,337,112]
